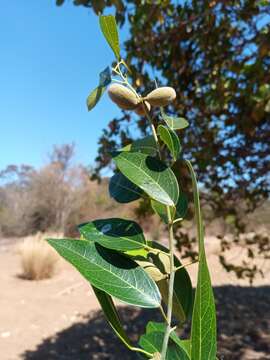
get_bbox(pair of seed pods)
[108,84,176,114]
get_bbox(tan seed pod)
[108,84,139,110]
[145,86,176,107]
[134,101,151,116]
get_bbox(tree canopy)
[57,0,270,280]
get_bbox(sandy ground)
[0,238,269,360]
[0,245,100,360]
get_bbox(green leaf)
[92,286,134,348]
[125,242,193,320]
[151,199,169,223]
[152,241,193,322]
[125,248,167,282]
[99,15,120,60]
[158,125,181,161]
[151,193,188,224]
[181,341,191,357]
[126,241,193,322]
[113,152,179,206]
[109,172,143,203]
[99,66,111,87]
[47,239,161,308]
[124,247,149,258]
[87,86,106,111]
[93,286,157,358]
[121,135,158,156]
[139,331,190,360]
[257,0,270,6]
[78,218,146,251]
[86,67,111,111]
[185,160,217,360]
[146,322,190,359]
[161,108,189,130]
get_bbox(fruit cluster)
[108,84,176,114]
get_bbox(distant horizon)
[0,2,128,172]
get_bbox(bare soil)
[0,238,269,360]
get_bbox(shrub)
[17,233,61,280]
[0,145,134,238]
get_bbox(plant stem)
[113,68,176,358]
[112,62,139,97]
[130,347,153,358]
[159,305,169,324]
[173,217,183,224]
[174,259,198,272]
[160,207,175,359]
[141,98,175,359]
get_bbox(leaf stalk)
[160,206,176,359]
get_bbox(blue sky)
[0,1,126,171]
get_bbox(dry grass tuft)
[17,233,61,280]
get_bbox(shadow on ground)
[21,286,270,360]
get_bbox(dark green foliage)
[78,218,146,251]
[109,172,143,203]
[91,286,134,348]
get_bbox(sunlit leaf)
[257,0,270,6]
[78,218,146,251]
[158,125,181,161]
[161,108,189,130]
[113,152,179,206]
[151,193,188,224]
[125,241,193,320]
[99,15,120,60]
[185,160,217,360]
[152,241,193,322]
[181,341,191,357]
[121,135,158,156]
[126,241,193,322]
[139,331,190,360]
[125,248,166,282]
[86,86,106,111]
[47,238,161,308]
[86,67,111,111]
[146,322,190,359]
[151,199,169,224]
